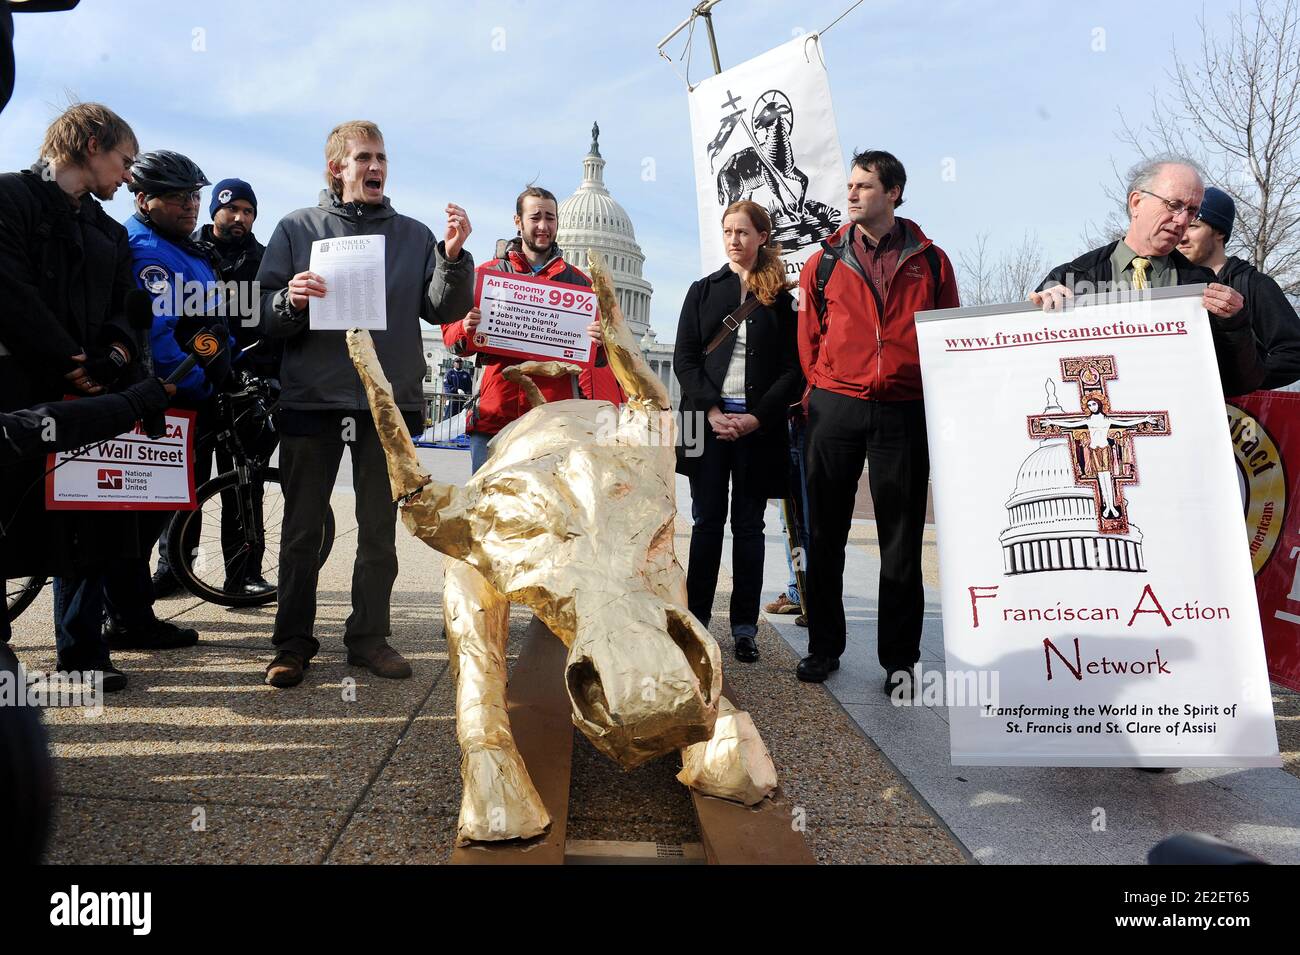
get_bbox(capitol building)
[999,383,1145,574]
[557,123,679,405]
[422,121,680,415]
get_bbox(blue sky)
[1,0,1223,338]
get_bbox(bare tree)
[957,232,995,305]
[996,231,1049,303]
[1109,0,1300,292]
[956,232,1049,306]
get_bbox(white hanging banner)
[687,35,847,283]
[916,287,1281,767]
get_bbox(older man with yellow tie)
[1028,156,1264,396]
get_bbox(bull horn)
[586,251,671,410]
[346,328,449,503]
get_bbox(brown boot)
[346,642,413,680]
[265,651,308,688]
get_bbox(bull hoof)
[456,745,551,845]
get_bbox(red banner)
[1229,391,1300,691]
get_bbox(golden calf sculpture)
[346,252,776,845]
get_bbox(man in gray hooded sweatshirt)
[255,119,474,688]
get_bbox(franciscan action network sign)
[917,287,1280,768]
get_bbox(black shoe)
[224,577,276,597]
[55,660,127,693]
[733,634,759,663]
[796,654,839,683]
[884,667,917,700]
[98,665,128,693]
[151,569,182,599]
[795,614,808,628]
[105,619,199,651]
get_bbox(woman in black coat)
[674,200,804,663]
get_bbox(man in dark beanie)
[195,177,279,379]
[1179,186,1300,388]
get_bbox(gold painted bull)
[346,251,776,845]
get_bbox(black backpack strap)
[922,244,946,307]
[813,239,839,333]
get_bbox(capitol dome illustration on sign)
[1000,358,1171,576]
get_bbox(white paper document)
[308,235,387,331]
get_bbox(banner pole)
[699,5,723,74]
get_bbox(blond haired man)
[0,102,155,691]
[255,120,475,687]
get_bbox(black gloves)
[81,346,131,388]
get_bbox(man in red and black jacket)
[442,185,614,473]
[796,149,960,690]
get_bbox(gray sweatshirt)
[256,189,474,413]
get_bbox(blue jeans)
[468,432,492,474]
[52,562,157,668]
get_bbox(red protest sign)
[1229,391,1300,691]
[471,269,599,365]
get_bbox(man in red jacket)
[442,186,609,473]
[796,150,960,690]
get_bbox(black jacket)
[0,165,152,577]
[1217,255,1300,389]
[0,165,139,408]
[1039,242,1266,396]
[673,266,804,497]
[0,379,168,468]
[193,223,279,379]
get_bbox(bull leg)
[444,559,550,844]
[501,361,585,408]
[677,696,779,806]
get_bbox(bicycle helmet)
[128,149,210,196]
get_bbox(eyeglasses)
[156,190,202,207]
[112,148,137,173]
[1137,189,1200,220]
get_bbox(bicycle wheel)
[166,466,336,608]
[5,576,46,623]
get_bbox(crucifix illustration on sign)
[1027,355,1172,534]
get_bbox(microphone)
[125,288,155,375]
[165,328,226,386]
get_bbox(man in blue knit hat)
[1179,186,1300,389]
[195,178,278,377]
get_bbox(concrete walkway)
[12,447,968,864]
[691,475,1300,864]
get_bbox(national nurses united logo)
[1227,402,1286,574]
[1000,355,1171,575]
[705,88,840,252]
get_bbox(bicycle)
[165,368,335,607]
[5,576,46,623]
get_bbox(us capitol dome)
[999,380,1145,574]
[556,121,653,341]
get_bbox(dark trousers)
[52,560,157,668]
[273,414,397,660]
[686,427,768,636]
[155,445,268,585]
[804,390,929,668]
